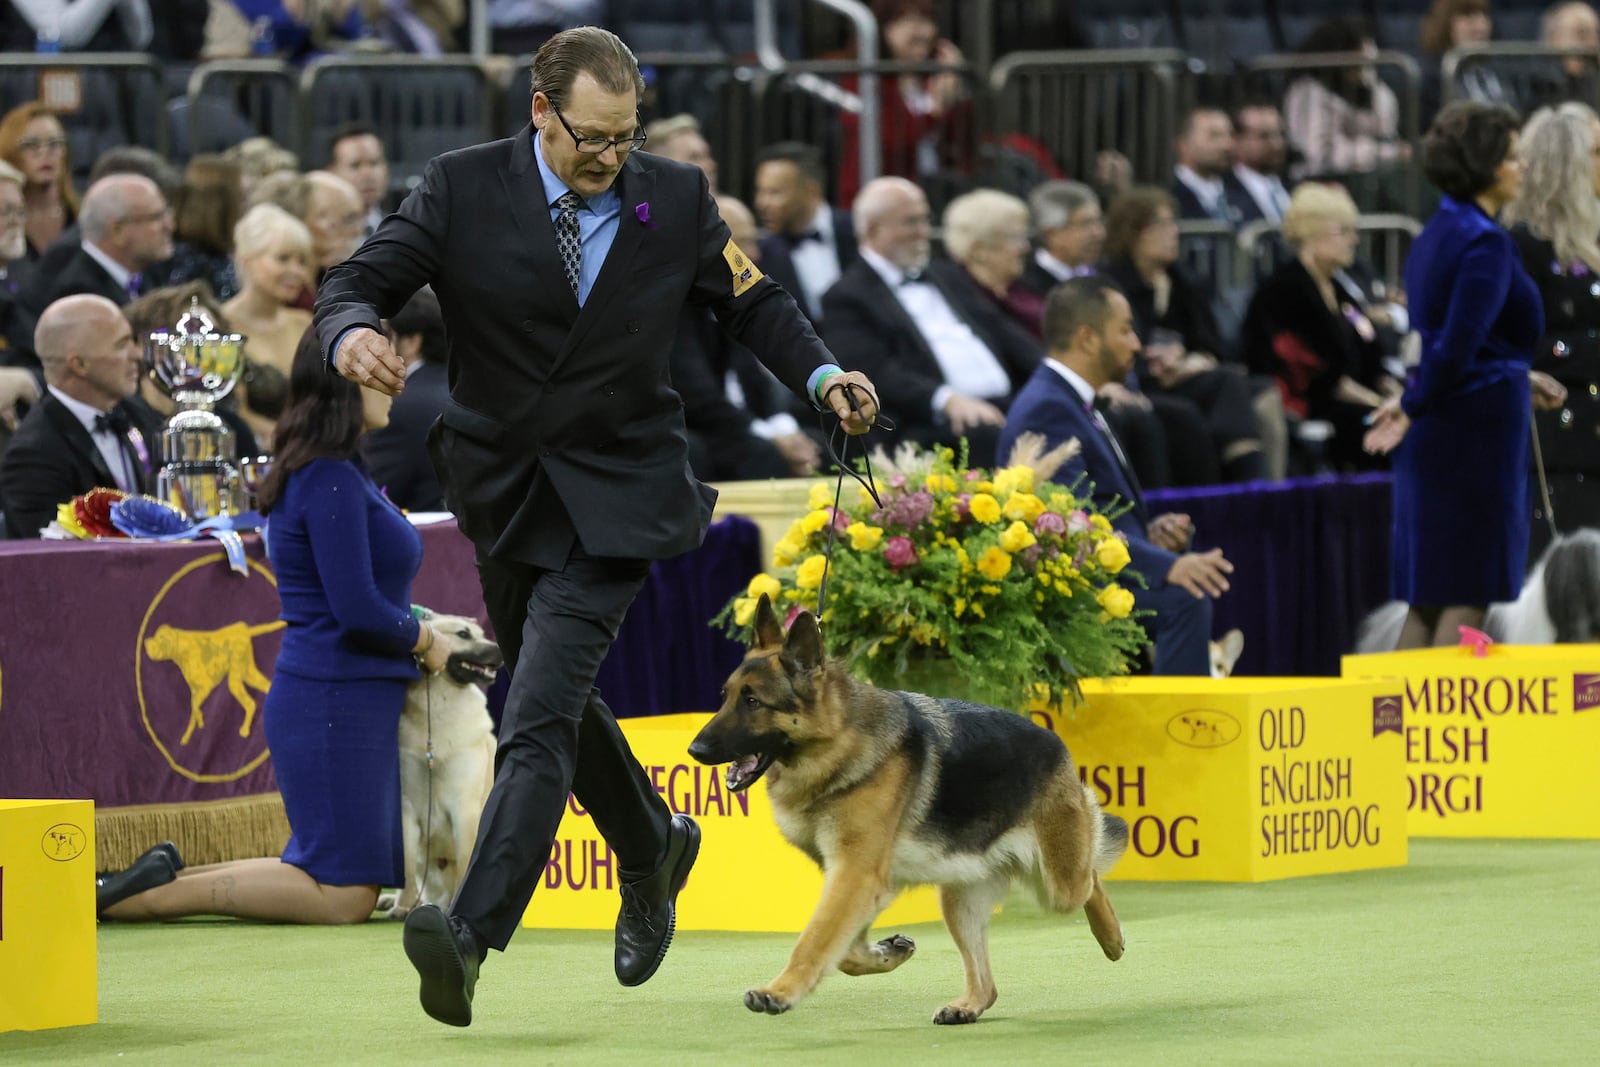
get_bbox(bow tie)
[784,228,823,247]
[95,408,131,435]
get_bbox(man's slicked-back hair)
[1042,276,1120,353]
[755,141,827,186]
[529,26,646,110]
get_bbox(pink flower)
[884,536,918,570]
[831,507,851,532]
[1066,510,1092,534]
[890,473,908,489]
[953,493,972,521]
[1034,511,1066,537]
[965,469,982,481]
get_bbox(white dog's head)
[1209,629,1244,678]
[417,609,503,687]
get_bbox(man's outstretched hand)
[334,326,407,396]
[822,371,881,435]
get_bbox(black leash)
[814,383,891,622]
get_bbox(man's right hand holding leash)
[821,371,881,435]
[335,326,408,396]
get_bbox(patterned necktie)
[554,191,583,300]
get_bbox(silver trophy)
[145,297,247,521]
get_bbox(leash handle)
[1531,415,1558,542]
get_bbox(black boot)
[403,904,483,1027]
[614,814,701,987]
[96,844,180,915]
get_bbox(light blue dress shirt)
[533,132,619,307]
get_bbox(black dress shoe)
[615,814,701,987]
[96,847,178,915]
[403,904,481,1027]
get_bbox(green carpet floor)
[5,840,1596,1065]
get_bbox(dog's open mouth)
[446,655,501,687]
[725,752,777,793]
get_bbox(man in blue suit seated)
[998,276,1236,675]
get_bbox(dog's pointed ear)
[782,610,825,673]
[753,593,785,650]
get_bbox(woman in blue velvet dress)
[99,328,452,923]
[1365,101,1568,648]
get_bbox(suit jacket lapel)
[503,125,580,326]
[863,265,942,374]
[558,155,655,367]
[43,395,116,488]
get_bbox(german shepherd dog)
[687,595,1127,1024]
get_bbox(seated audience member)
[998,277,1235,675]
[1170,106,1263,226]
[123,282,260,461]
[672,195,821,481]
[645,114,718,193]
[1231,100,1294,225]
[1102,186,1271,483]
[1284,18,1409,181]
[1241,183,1399,471]
[148,154,243,301]
[369,0,463,52]
[225,0,365,63]
[96,327,451,924]
[303,170,365,287]
[0,103,76,260]
[0,294,161,538]
[225,136,299,202]
[20,175,174,317]
[224,203,315,445]
[361,287,449,510]
[1019,180,1104,298]
[33,145,184,279]
[0,0,152,50]
[0,160,37,370]
[822,176,1038,467]
[1420,0,1503,124]
[1541,2,1600,104]
[326,124,391,239]
[754,141,859,327]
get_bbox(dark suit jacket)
[820,258,1040,430]
[1170,171,1267,227]
[360,359,449,512]
[314,131,833,564]
[997,365,1176,587]
[758,208,859,326]
[0,393,162,539]
[669,309,792,449]
[21,247,130,318]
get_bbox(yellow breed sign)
[1343,645,1600,838]
[522,714,940,932]
[1028,678,1408,881]
[0,799,97,1032]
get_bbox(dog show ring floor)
[4,839,1595,1065]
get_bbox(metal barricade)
[504,52,739,138]
[1238,214,1421,292]
[185,61,300,160]
[989,50,1190,189]
[1442,44,1600,114]
[1176,219,1242,293]
[0,54,168,184]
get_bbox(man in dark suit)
[753,141,859,328]
[360,288,449,511]
[0,295,160,538]
[20,174,175,319]
[313,26,879,1027]
[1017,180,1104,299]
[997,277,1235,675]
[822,176,1035,468]
[1170,107,1265,227]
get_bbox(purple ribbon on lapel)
[635,202,653,228]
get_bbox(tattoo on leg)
[210,874,238,909]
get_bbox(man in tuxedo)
[997,277,1235,675]
[314,26,878,1027]
[1231,101,1293,225]
[359,288,449,511]
[1170,107,1264,227]
[822,176,1034,468]
[21,175,174,318]
[1018,180,1104,298]
[0,295,159,538]
[753,141,859,327]
[326,123,392,240]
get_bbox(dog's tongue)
[726,755,760,791]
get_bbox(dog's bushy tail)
[1095,812,1129,875]
[1354,601,1409,654]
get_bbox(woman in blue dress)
[1365,101,1568,648]
[99,328,452,922]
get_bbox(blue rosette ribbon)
[110,496,265,576]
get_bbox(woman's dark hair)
[1296,16,1377,106]
[1102,186,1175,262]
[255,327,364,514]
[175,154,243,256]
[389,287,448,366]
[1422,100,1522,199]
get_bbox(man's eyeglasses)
[0,206,24,221]
[551,104,647,156]
[17,137,65,154]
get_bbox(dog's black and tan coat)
[689,595,1127,1024]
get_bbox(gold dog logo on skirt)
[136,552,283,783]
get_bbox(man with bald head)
[821,176,1038,466]
[0,294,160,538]
[20,174,174,317]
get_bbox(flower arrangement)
[718,437,1150,712]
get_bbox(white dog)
[383,611,501,920]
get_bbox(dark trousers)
[1134,580,1214,676]
[450,544,672,950]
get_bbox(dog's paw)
[933,1005,983,1025]
[1101,934,1125,962]
[744,988,793,1015]
[377,891,399,913]
[878,934,916,959]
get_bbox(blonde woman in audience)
[942,188,1042,334]
[224,203,313,444]
[224,135,299,203]
[0,102,77,259]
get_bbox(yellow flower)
[968,493,1002,525]
[1095,537,1131,574]
[1090,514,1114,534]
[953,596,967,618]
[979,584,1002,596]
[772,533,806,568]
[1097,584,1135,618]
[795,554,829,590]
[926,473,960,495]
[809,482,835,509]
[970,602,986,619]
[800,508,833,535]
[847,522,884,551]
[733,597,757,626]
[955,545,972,574]
[994,465,1035,497]
[909,622,940,646]
[1048,491,1074,512]
[999,520,1037,554]
[976,546,1013,580]
[1054,580,1072,597]
[973,480,995,495]
[1003,493,1045,524]
[746,573,784,602]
